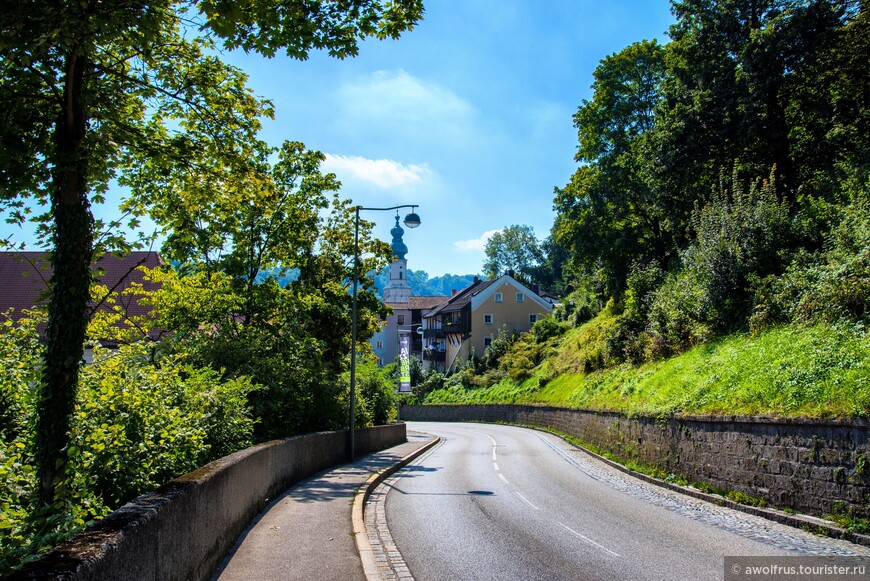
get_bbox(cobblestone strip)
[366,477,414,581]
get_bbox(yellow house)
[422,273,554,372]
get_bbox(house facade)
[422,273,554,372]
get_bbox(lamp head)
[403,208,421,229]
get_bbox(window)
[516,292,524,303]
[483,337,493,348]
[397,314,405,325]
[376,340,383,349]
[483,314,493,325]
[529,314,537,325]
[494,292,503,303]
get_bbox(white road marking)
[557,522,620,557]
[498,473,509,484]
[493,462,500,471]
[514,490,539,510]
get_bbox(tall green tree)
[145,141,392,438]
[482,224,544,283]
[0,0,423,500]
[554,40,667,293]
[658,0,864,201]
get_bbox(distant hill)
[250,267,475,299]
[373,270,477,298]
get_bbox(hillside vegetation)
[418,2,870,419]
[423,311,870,419]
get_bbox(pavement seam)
[353,435,441,581]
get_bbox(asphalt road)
[385,422,870,581]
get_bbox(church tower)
[383,213,412,304]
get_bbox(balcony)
[423,328,445,339]
[424,349,446,362]
[441,320,470,336]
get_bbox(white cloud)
[323,154,430,189]
[339,69,472,121]
[453,229,501,252]
[334,70,478,148]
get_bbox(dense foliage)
[549,0,870,359]
[0,313,256,575]
[0,0,423,502]
[430,1,869,422]
[1,0,422,571]
[141,140,393,440]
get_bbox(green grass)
[425,322,870,418]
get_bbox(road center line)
[498,473,509,484]
[493,461,500,471]
[557,522,620,557]
[513,490,539,510]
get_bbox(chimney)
[473,276,480,284]
[533,284,540,295]
[451,289,457,296]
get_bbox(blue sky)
[225,0,676,277]
[4,1,675,278]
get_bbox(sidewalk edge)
[353,436,441,581]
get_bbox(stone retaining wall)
[9,424,406,581]
[401,404,870,518]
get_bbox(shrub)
[529,315,567,343]
[644,168,792,354]
[0,312,42,445]
[69,343,257,506]
[553,281,601,328]
[0,315,257,575]
[751,187,870,331]
[353,360,397,427]
[413,371,446,403]
[554,300,620,373]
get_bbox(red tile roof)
[408,296,449,310]
[0,251,164,340]
[426,277,495,316]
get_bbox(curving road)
[384,422,870,581]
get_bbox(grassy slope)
[425,310,870,418]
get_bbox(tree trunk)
[36,50,94,501]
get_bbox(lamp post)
[349,204,420,460]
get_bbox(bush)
[413,371,446,404]
[553,281,601,328]
[751,187,870,331]
[353,360,397,426]
[0,312,41,445]
[69,343,257,506]
[529,315,567,343]
[645,267,713,356]
[481,326,517,370]
[0,315,257,575]
[642,169,792,355]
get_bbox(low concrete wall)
[10,424,406,581]
[401,404,870,519]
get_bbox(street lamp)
[349,204,420,460]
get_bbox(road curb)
[353,436,441,581]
